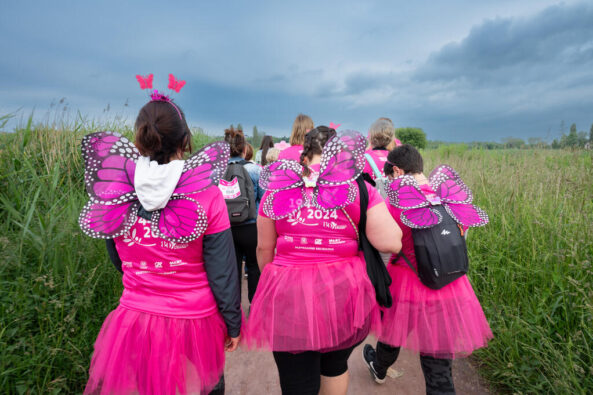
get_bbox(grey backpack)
[220,160,257,225]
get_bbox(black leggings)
[230,222,260,302]
[273,344,357,395]
[208,375,224,395]
[375,341,455,395]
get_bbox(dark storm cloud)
[415,2,593,84]
[333,2,593,140]
[1,1,591,140]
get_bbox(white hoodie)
[134,156,185,211]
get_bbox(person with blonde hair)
[278,113,314,161]
[265,147,280,164]
[363,118,395,181]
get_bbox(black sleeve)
[203,229,241,337]
[105,239,123,274]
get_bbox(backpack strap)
[396,251,418,276]
[364,153,383,179]
[356,176,368,247]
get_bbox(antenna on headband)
[135,73,186,119]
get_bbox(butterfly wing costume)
[79,131,229,242]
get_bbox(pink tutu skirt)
[379,265,493,359]
[84,305,226,395]
[244,256,380,353]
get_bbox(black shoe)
[362,344,386,384]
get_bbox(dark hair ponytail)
[299,126,336,176]
[134,101,192,164]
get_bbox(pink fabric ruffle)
[84,306,226,395]
[379,265,493,359]
[245,256,380,353]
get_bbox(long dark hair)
[299,126,336,176]
[134,101,192,164]
[260,135,275,166]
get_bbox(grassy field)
[1,122,592,394]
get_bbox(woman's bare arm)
[256,216,277,271]
[366,202,402,254]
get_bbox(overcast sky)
[1,0,592,141]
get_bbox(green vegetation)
[1,119,592,393]
[396,127,427,149]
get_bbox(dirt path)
[225,280,492,394]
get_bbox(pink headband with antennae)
[136,73,186,120]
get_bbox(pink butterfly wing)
[81,131,139,203]
[259,160,304,191]
[400,207,442,229]
[261,189,306,219]
[444,203,489,227]
[151,197,208,242]
[314,183,357,210]
[79,200,139,239]
[318,130,366,185]
[174,141,230,196]
[387,175,430,209]
[429,165,473,204]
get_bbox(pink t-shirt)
[363,149,389,180]
[259,176,383,266]
[114,186,230,319]
[278,145,303,161]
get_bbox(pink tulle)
[244,256,380,353]
[379,265,493,359]
[84,306,226,395]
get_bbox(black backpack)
[397,205,469,290]
[220,160,257,225]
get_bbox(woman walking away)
[224,127,264,303]
[256,135,275,166]
[362,118,395,182]
[79,79,241,394]
[363,144,492,395]
[278,113,314,161]
[245,127,402,395]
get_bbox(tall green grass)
[0,122,592,393]
[0,121,221,393]
[422,148,593,394]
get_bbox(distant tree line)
[427,122,593,150]
[222,121,593,151]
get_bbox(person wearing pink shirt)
[245,127,402,395]
[363,144,492,394]
[82,99,241,395]
[278,113,314,161]
[362,118,395,182]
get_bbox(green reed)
[423,148,593,394]
[0,122,592,393]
